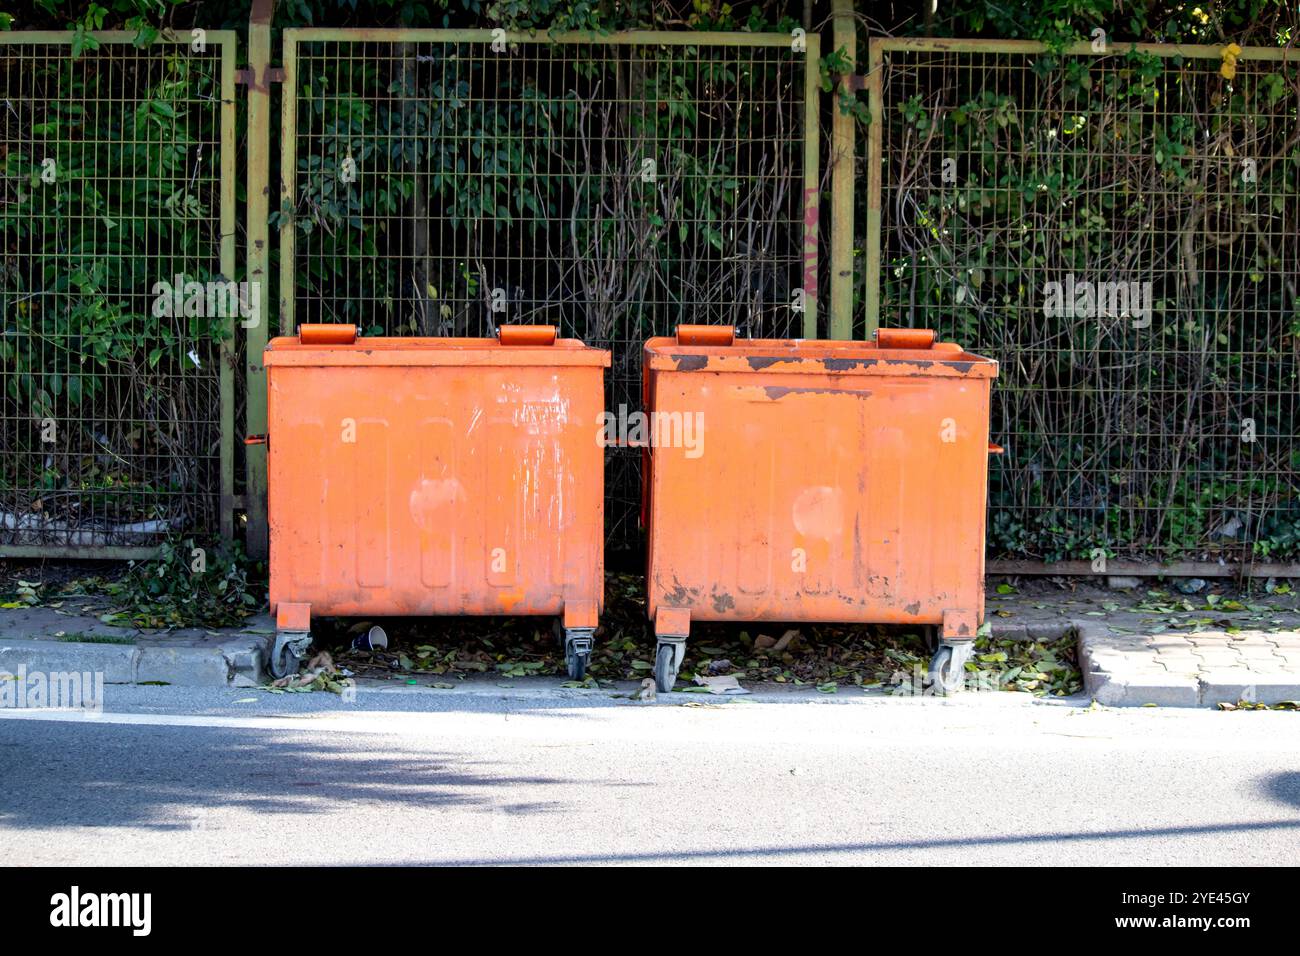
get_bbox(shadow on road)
[0,719,620,830]
[401,816,1300,865]
[1262,770,1300,810]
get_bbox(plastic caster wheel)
[270,632,311,679]
[928,642,972,695]
[563,629,594,681]
[654,643,679,694]
[566,648,589,681]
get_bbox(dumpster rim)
[643,338,997,378]
[265,336,611,368]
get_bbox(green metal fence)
[866,38,1300,570]
[0,30,237,558]
[9,25,1297,574]
[278,28,820,550]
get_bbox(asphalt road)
[1,682,1298,865]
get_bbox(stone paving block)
[1150,649,1205,673]
[1233,644,1288,661]
[1154,660,1202,679]
[1149,639,1196,655]
[1268,649,1300,669]
[1187,648,1246,668]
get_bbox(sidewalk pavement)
[986,582,1300,707]
[1,580,1298,706]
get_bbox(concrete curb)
[0,636,270,687]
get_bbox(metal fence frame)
[8,26,1297,576]
[273,27,821,552]
[864,37,1300,576]
[0,30,238,560]
[278,27,820,337]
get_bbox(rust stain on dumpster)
[763,385,872,400]
[643,327,998,642]
[746,355,803,370]
[671,354,709,372]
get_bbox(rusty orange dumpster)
[642,326,999,694]
[261,323,610,679]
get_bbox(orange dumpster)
[260,324,610,679]
[642,326,999,693]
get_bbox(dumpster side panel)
[646,366,990,630]
[268,363,603,622]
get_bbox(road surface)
[1,681,1298,865]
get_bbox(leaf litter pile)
[324,572,1083,697]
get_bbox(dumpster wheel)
[928,641,973,696]
[653,638,685,693]
[562,627,594,681]
[270,631,311,680]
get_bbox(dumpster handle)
[245,434,268,447]
[874,328,936,350]
[676,325,734,346]
[988,442,1004,455]
[498,325,557,346]
[299,324,357,346]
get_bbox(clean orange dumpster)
[259,324,610,679]
[642,326,999,693]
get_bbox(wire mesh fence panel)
[0,31,237,557]
[280,29,818,551]
[868,39,1300,567]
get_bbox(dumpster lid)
[265,330,610,368]
[645,329,996,379]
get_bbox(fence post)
[219,32,237,540]
[863,38,883,338]
[829,0,856,339]
[245,0,277,558]
[802,32,820,338]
